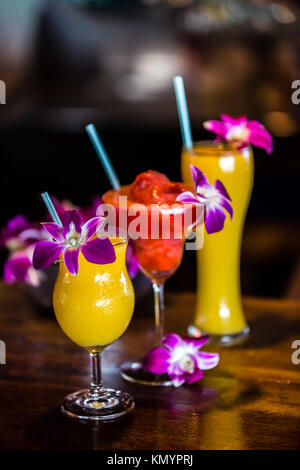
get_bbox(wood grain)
[0,285,300,450]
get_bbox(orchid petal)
[64,248,79,275]
[197,351,220,370]
[3,259,14,283]
[214,179,232,201]
[3,255,31,283]
[161,333,182,350]
[18,228,46,243]
[33,241,64,270]
[176,191,200,205]
[219,197,233,220]
[80,217,104,242]
[183,334,210,348]
[143,347,171,374]
[205,205,226,234]
[221,114,247,126]
[62,210,82,239]
[185,368,204,384]
[42,222,63,242]
[168,373,185,388]
[203,120,227,139]
[190,165,210,190]
[246,120,266,131]
[26,267,41,287]
[81,237,116,265]
[0,215,31,246]
[248,129,273,155]
[6,215,30,235]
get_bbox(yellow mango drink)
[33,205,135,421]
[53,237,134,350]
[182,141,254,345]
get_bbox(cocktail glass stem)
[62,347,135,419]
[120,279,171,385]
[153,282,165,347]
[88,352,104,399]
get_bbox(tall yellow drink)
[182,141,254,345]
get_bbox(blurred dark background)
[0,0,300,298]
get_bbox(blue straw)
[173,76,193,150]
[86,124,121,190]
[41,192,62,226]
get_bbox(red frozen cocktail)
[103,170,201,386]
[102,170,197,281]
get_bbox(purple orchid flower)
[33,210,116,275]
[43,197,139,279]
[143,333,219,388]
[0,215,46,252]
[203,114,273,154]
[4,247,42,286]
[176,165,233,234]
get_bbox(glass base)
[121,361,172,386]
[188,325,250,347]
[62,388,135,421]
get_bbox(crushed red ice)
[129,170,186,205]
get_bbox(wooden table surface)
[0,284,300,450]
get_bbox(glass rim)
[55,235,127,265]
[96,230,128,247]
[182,140,251,156]
[111,236,128,247]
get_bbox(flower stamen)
[68,237,78,247]
[180,354,195,373]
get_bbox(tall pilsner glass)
[181,141,254,346]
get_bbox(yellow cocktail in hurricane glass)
[33,208,135,421]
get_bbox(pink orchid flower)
[33,210,116,276]
[176,165,233,234]
[143,333,219,388]
[44,198,139,279]
[0,215,46,252]
[203,114,273,154]
[4,247,42,287]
